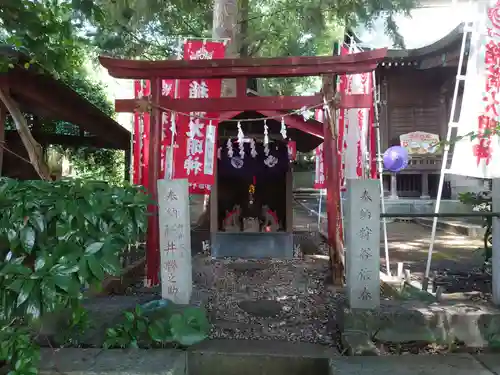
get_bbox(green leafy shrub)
[0,178,148,375]
[104,302,210,349]
[458,191,492,265]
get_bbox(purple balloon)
[383,146,409,172]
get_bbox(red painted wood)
[322,108,342,282]
[236,78,247,98]
[101,62,380,80]
[115,93,371,113]
[145,78,162,287]
[99,49,387,79]
[258,110,323,138]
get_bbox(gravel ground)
[190,232,343,346]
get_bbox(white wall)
[85,59,134,132]
[354,1,476,49]
[448,175,487,199]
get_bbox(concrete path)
[38,346,500,375]
[294,200,484,277]
[330,354,500,375]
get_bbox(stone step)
[39,348,186,375]
[329,354,493,375]
[188,339,337,375]
[35,345,500,375]
[339,299,500,355]
[414,217,486,240]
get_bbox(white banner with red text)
[133,80,151,188]
[449,0,500,178]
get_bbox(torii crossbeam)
[99,48,388,286]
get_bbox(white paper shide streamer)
[226,138,234,158]
[237,121,245,158]
[250,139,258,158]
[280,117,287,139]
[264,120,270,156]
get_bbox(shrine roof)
[99,49,387,79]
[382,23,463,64]
[218,108,323,153]
[349,23,464,70]
[0,46,130,150]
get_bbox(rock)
[238,299,283,317]
[229,262,269,274]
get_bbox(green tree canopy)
[0,0,124,182]
[73,0,416,94]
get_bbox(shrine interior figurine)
[261,205,280,232]
[223,205,241,232]
[243,217,260,232]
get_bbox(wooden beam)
[5,69,130,150]
[115,94,371,113]
[99,49,387,79]
[6,131,123,149]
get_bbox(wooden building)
[0,46,130,180]
[375,24,465,199]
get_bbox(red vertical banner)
[133,80,151,187]
[133,81,142,185]
[369,102,377,179]
[138,80,151,188]
[172,40,226,194]
[341,45,373,181]
[160,79,176,179]
[287,141,297,161]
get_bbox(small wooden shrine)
[210,109,322,258]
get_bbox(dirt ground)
[383,221,483,275]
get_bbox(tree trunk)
[0,103,5,176]
[198,0,243,230]
[212,0,240,97]
[0,88,51,181]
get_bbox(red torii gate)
[99,48,387,285]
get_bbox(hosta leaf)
[29,211,45,232]
[20,225,36,252]
[7,278,24,293]
[17,279,35,307]
[85,242,104,255]
[101,253,122,276]
[87,255,105,281]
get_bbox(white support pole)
[318,189,323,228]
[372,70,391,276]
[129,111,135,184]
[424,17,472,287]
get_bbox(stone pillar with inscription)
[157,179,192,304]
[345,179,381,309]
[421,172,430,199]
[390,174,398,199]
